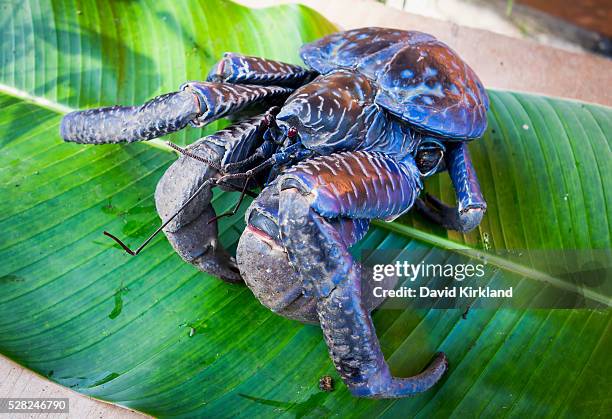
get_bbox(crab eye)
[416,140,445,176]
[287,126,298,139]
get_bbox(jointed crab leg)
[60,90,201,144]
[207,53,317,87]
[277,151,448,398]
[415,142,486,232]
[60,82,292,144]
[183,82,291,127]
[447,142,486,212]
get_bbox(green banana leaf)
[1,0,610,417]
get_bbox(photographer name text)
[372,286,513,299]
[371,261,513,300]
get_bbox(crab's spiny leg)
[61,90,201,144]
[447,142,486,212]
[415,142,486,232]
[60,83,292,144]
[277,151,448,398]
[184,82,292,127]
[207,53,317,87]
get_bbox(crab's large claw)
[236,180,398,324]
[60,82,291,144]
[154,114,273,283]
[276,151,448,398]
[154,135,241,282]
[415,142,486,232]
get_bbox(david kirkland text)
[372,285,513,299]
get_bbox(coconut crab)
[60,27,488,398]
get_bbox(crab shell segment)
[300,27,489,140]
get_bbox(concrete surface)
[0,355,147,418]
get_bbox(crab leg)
[207,53,316,87]
[277,151,447,398]
[60,82,292,144]
[415,142,486,232]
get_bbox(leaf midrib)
[2,83,609,307]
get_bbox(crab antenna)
[166,142,223,171]
[104,153,276,256]
[224,152,262,172]
[208,178,251,224]
[205,155,279,224]
[166,141,257,197]
[104,178,217,256]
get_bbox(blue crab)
[61,27,488,398]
